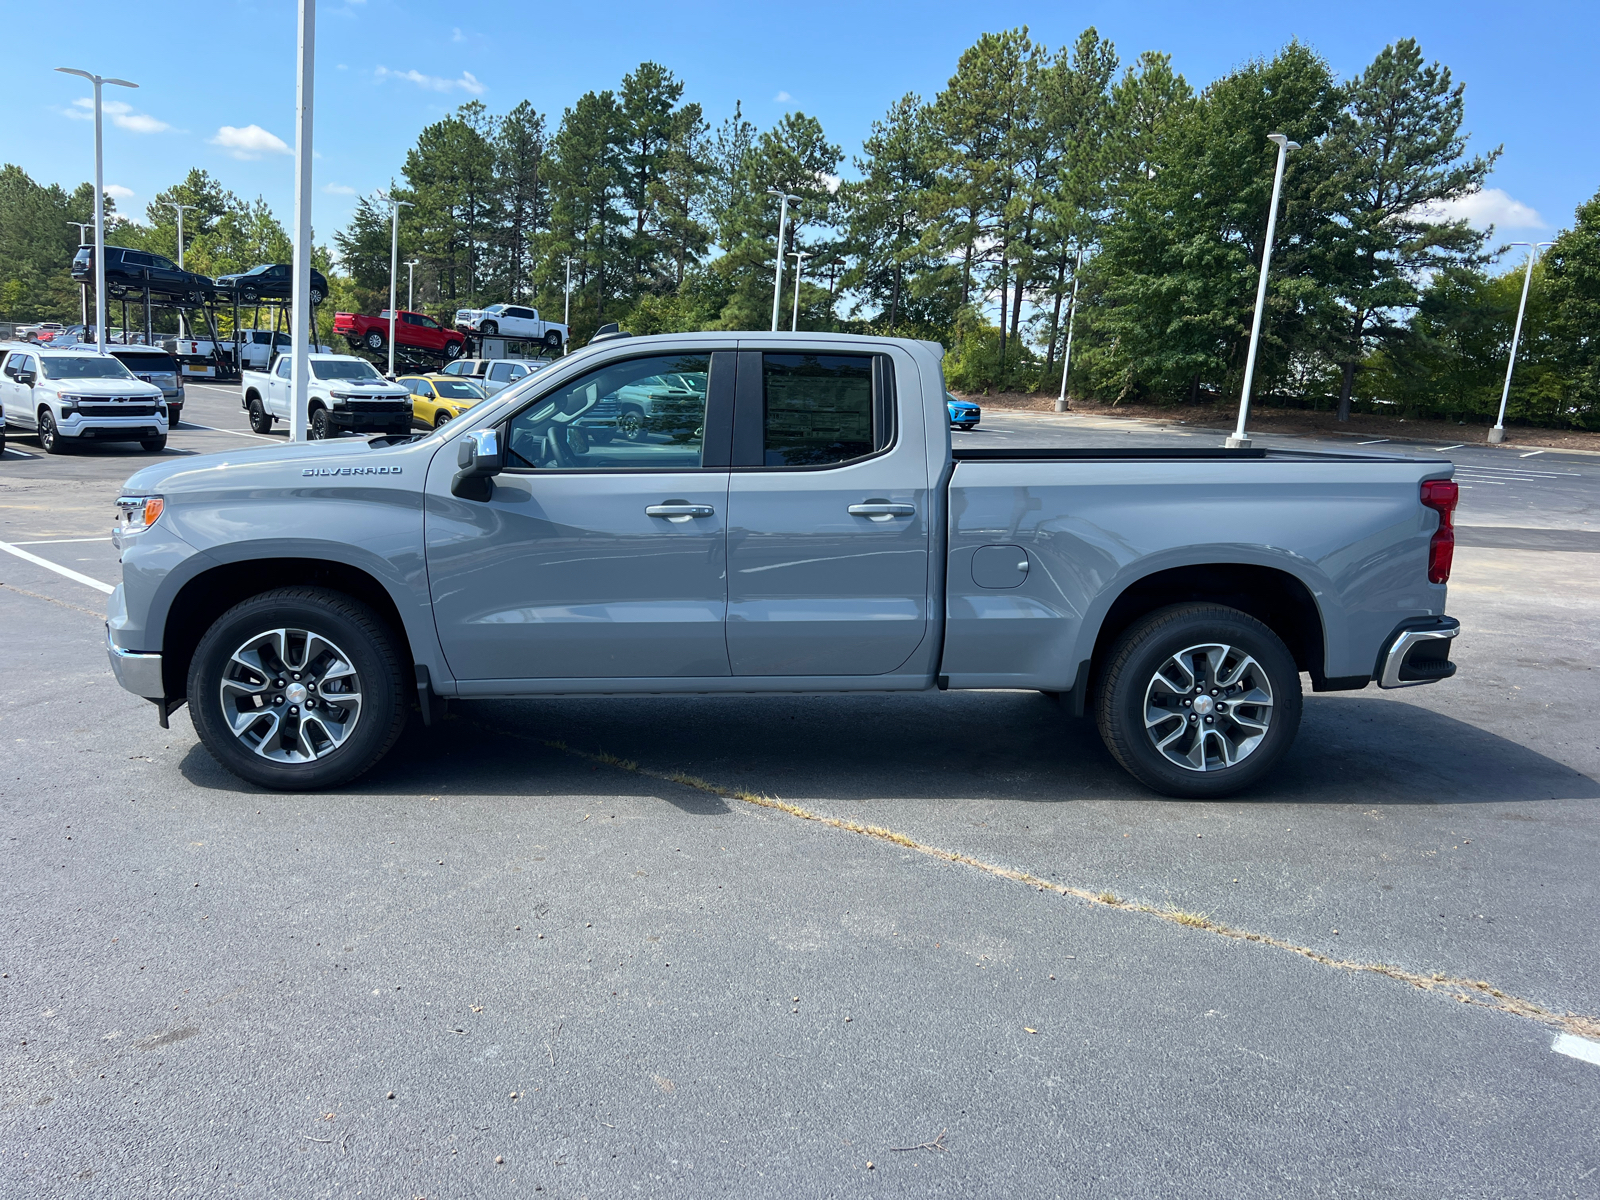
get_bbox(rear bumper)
[1377,615,1460,689]
[107,626,164,699]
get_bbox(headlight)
[115,495,164,534]
[329,393,348,407]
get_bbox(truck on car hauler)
[105,332,1461,798]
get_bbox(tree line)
[2,29,1596,429]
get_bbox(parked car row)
[1,342,170,454]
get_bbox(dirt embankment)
[955,391,1600,454]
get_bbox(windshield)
[312,359,383,382]
[112,352,179,373]
[485,304,505,314]
[40,356,137,381]
[433,380,484,400]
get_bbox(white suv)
[0,345,168,454]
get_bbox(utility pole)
[55,66,139,356]
[289,0,316,440]
[405,260,419,310]
[68,221,93,327]
[1056,245,1085,413]
[1489,240,1556,444]
[1228,132,1298,449]
[563,256,574,354]
[766,187,802,332]
[375,191,413,378]
[789,251,810,332]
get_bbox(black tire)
[481,320,498,336]
[187,587,408,791]
[617,407,646,442]
[38,409,65,454]
[248,399,273,434]
[364,329,385,352]
[308,407,332,440]
[141,434,167,452]
[544,330,562,351]
[434,411,452,429]
[309,287,324,305]
[242,286,259,302]
[443,340,464,360]
[1095,603,1303,799]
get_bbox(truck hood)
[53,379,164,399]
[327,380,409,398]
[119,435,424,496]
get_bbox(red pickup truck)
[334,310,466,360]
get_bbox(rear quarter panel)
[942,457,1452,689]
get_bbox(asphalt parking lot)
[3,385,1598,1197]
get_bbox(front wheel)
[617,408,646,442]
[248,399,273,434]
[434,411,452,429]
[38,410,65,454]
[308,408,332,440]
[186,587,408,790]
[1094,603,1302,799]
[141,434,167,452]
[480,321,498,336]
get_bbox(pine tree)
[494,101,551,303]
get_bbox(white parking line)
[1356,439,1390,445]
[0,540,115,595]
[1432,444,1466,452]
[1553,1034,1600,1067]
[12,537,114,545]
[178,421,277,443]
[1520,450,1546,458]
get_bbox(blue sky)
[12,0,1596,266]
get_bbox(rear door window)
[760,353,879,467]
[488,363,515,382]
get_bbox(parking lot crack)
[475,718,1600,1041]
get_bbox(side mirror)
[451,427,502,502]
[18,371,36,386]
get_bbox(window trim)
[730,350,897,472]
[496,348,731,476]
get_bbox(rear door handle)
[848,502,916,521]
[646,503,715,523]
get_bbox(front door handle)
[646,502,715,523]
[848,502,916,522]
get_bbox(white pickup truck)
[453,303,567,351]
[240,352,413,439]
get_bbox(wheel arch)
[158,555,422,703]
[1083,562,1335,708]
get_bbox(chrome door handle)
[646,503,715,522]
[848,502,916,520]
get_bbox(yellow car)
[400,373,488,430]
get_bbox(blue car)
[947,393,981,430]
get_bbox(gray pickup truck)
[105,333,1460,798]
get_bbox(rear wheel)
[309,286,324,305]
[544,330,562,351]
[248,399,273,434]
[443,340,464,360]
[187,588,407,790]
[1095,603,1302,799]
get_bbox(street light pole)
[288,0,316,441]
[1056,244,1086,413]
[1227,132,1299,449]
[68,221,93,327]
[55,67,138,356]
[789,251,810,331]
[1489,240,1556,445]
[766,187,801,332]
[563,256,574,354]
[163,201,200,336]
[376,191,413,378]
[405,259,419,310]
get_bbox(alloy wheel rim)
[1142,642,1273,772]
[220,627,362,763]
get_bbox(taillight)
[1421,478,1458,584]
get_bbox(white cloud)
[452,27,466,42]
[375,66,485,95]
[324,182,358,195]
[211,124,292,160]
[65,96,171,134]
[774,91,792,103]
[1416,187,1546,232]
[819,172,842,194]
[104,184,135,200]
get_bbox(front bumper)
[107,626,164,699]
[1377,615,1460,688]
[328,408,412,433]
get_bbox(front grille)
[75,404,160,417]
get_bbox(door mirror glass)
[451,427,502,501]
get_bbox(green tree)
[0,164,97,322]
[542,89,627,335]
[403,101,500,303]
[1311,38,1497,420]
[1542,187,1600,427]
[493,100,551,303]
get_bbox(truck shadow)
[180,689,1598,808]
